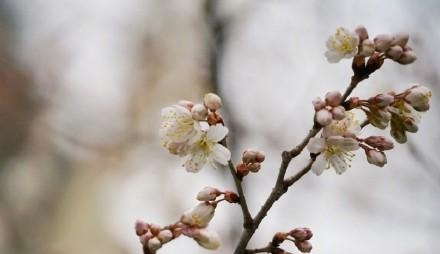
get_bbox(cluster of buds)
[271,227,313,253]
[349,84,431,144]
[313,91,346,126]
[358,136,394,167]
[236,149,266,178]
[135,221,180,254]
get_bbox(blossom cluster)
[271,227,314,253]
[236,149,266,178]
[159,93,231,172]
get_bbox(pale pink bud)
[312,97,326,111]
[360,39,375,57]
[295,240,313,253]
[289,228,308,241]
[197,187,220,201]
[178,100,194,110]
[325,91,342,107]
[135,220,148,236]
[405,85,432,112]
[236,163,249,177]
[374,34,393,52]
[181,203,215,228]
[242,149,257,163]
[387,45,403,60]
[157,229,173,244]
[391,33,409,47]
[402,117,418,133]
[397,50,417,65]
[331,106,346,120]
[148,237,162,252]
[247,162,261,173]
[303,227,313,240]
[255,151,266,163]
[203,93,222,111]
[364,136,394,151]
[140,231,153,245]
[191,103,208,121]
[355,25,369,41]
[315,109,333,126]
[370,93,394,107]
[391,128,407,144]
[192,228,221,250]
[366,149,387,167]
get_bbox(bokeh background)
[0,0,439,253]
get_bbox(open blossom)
[160,104,196,156]
[325,27,359,63]
[308,114,361,175]
[183,228,221,250]
[184,123,231,172]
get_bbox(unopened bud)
[315,109,333,126]
[360,39,375,57]
[181,203,215,228]
[204,93,222,111]
[397,50,416,65]
[402,117,419,133]
[387,45,403,61]
[295,240,313,253]
[157,229,173,243]
[391,128,407,144]
[191,104,208,121]
[135,220,148,236]
[405,85,432,112]
[255,151,266,163]
[247,162,261,173]
[366,52,384,73]
[224,191,240,203]
[242,149,258,163]
[303,227,313,240]
[391,33,409,47]
[178,100,194,111]
[364,136,394,151]
[289,228,308,241]
[331,106,346,120]
[192,229,221,250]
[236,163,249,177]
[148,237,162,252]
[197,187,221,201]
[366,149,387,167]
[374,34,393,52]
[325,91,342,107]
[312,97,326,111]
[355,25,369,41]
[140,231,154,245]
[370,93,394,107]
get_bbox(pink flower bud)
[224,191,240,203]
[402,117,419,133]
[355,25,369,41]
[236,163,249,177]
[391,32,409,47]
[315,109,333,126]
[405,85,432,112]
[303,227,313,240]
[387,45,403,60]
[360,39,375,57]
[364,136,394,151]
[203,93,222,111]
[255,151,266,163]
[140,231,153,245]
[366,149,387,167]
[197,187,221,201]
[191,103,208,121]
[397,50,417,65]
[289,228,308,241]
[135,220,148,236]
[295,240,313,253]
[331,106,346,120]
[147,237,162,252]
[370,93,394,107]
[247,162,261,173]
[242,149,258,163]
[374,34,393,52]
[158,229,173,243]
[312,97,326,111]
[325,91,342,107]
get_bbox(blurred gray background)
[0,0,439,253]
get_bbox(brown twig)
[227,160,253,227]
[245,244,272,254]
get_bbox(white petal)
[307,137,325,154]
[325,50,343,63]
[184,151,207,172]
[311,155,326,176]
[206,124,228,142]
[329,154,347,174]
[211,144,231,165]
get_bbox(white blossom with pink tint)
[325,27,359,63]
[181,202,216,228]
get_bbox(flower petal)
[325,50,343,63]
[327,136,359,151]
[329,154,347,174]
[184,151,207,172]
[206,124,228,142]
[307,137,325,154]
[311,155,326,175]
[211,144,231,165]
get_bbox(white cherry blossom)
[325,27,359,63]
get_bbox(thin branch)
[227,160,253,227]
[245,245,271,254]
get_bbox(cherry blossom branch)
[245,244,271,254]
[227,159,253,227]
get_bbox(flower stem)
[227,160,253,227]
